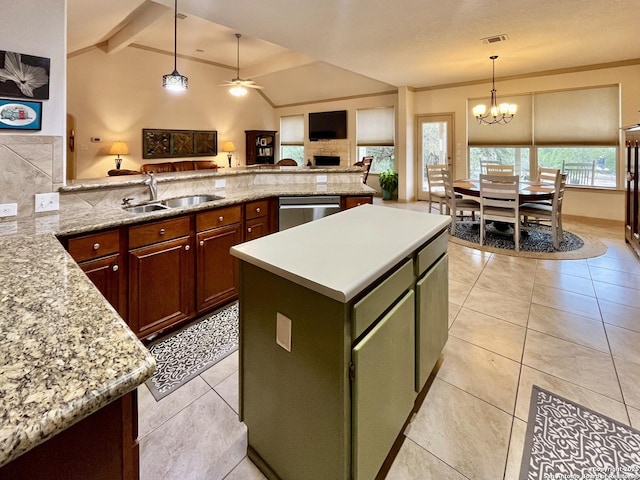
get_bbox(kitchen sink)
[124,203,170,213]
[162,194,224,208]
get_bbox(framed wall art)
[0,99,42,130]
[143,129,217,159]
[0,51,50,100]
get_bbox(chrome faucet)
[144,173,158,201]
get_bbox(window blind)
[280,115,304,145]
[356,107,395,146]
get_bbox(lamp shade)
[109,141,129,156]
[222,141,236,153]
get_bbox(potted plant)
[378,169,398,200]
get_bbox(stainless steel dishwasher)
[278,196,341,231]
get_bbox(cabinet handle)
[218,216,224,222]
[159,228,166,235]
[185,245,190,251]
[256,207,261,213]
[247,227,252,233]
[199,240,204,247]
[112,265,119,272]
[93,243,100,250]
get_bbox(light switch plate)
[215,179,226,188]
[35,192,60,212]
[276,312,292,352]
[316,175,328,184]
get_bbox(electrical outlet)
[215,179,226,189]
[0,203,17,217]
[316,175,327,184]
[35,192,60,213]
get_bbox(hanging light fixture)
[472,55,516,125]
[162,0,188,91]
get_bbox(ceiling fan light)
[163,70,188,91]
[229,84,247,97]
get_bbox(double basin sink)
[124,194,224,213]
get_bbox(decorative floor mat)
[520,385,640,480]
[145,303,239,401]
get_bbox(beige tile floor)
[138,200,640,480]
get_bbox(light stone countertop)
[0,234,156,467]
[231,204,451,302]
[0,171,374,467]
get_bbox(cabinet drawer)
[245,200,269,220]
[343,196,372,210]
[196,205,242,231]
[68,229,120,262]
[415,229,448,276]
[352,259,414,340]
[129,216,191,249]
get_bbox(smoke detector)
[482,34,509,44]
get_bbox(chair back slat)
[485,164,515,176]
[538,167,559,184]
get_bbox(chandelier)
[472,55,516,125]
[162,0,188,91]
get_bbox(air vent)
[482,34,509,44]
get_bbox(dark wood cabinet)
[244,199,275,241]
[65,229,125,316]
[341,195,373,210]
[246,130,277,165]
[196,206,243,313]
[0,392,138,480]
[128,217,194,338]
[625,135,640,259]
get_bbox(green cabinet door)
[415,253,448,391]
[352,290,416,480]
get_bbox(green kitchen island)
[230,204,450,480]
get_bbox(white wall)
[413,64,640,220]
[68,46,277,179]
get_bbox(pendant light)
[472,56,516,125]
[162,0,188,91]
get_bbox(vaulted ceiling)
[67,0,640,106]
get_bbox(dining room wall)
[67,45,278,179]
[413,62,640,221]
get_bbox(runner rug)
[145,303,239,401]
[519,385,640,480]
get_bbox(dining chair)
[275,158,298,166]
[538,166,560,184]
[480,160,502,174]
[520,173,567,249]
[485,164,515,176]
[425,164,448,213]
[443,169,480,234]
[562,160,595,186]
[479,174,521,251]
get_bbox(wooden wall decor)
[143,129,217,159]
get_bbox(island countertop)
[0,234,156,467]
[230,204,450,302]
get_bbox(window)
[468,85,620,187]
[356,107,395,173]
[280,115,304,165]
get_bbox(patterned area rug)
[145,303,239,401]
[449,220,607,259]
[520,386,640,480]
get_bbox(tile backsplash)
[0,135,63,218]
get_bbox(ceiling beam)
[105,1,171,55]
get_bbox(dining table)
[453,178,555,203]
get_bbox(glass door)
[416,114,454,201]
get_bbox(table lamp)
[222,141,236,168]
[109,141,129,170]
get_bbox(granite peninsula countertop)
[0,169,374,467]
[0,234,155,467]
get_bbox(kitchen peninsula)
[0,166,374,478]
[231,204,451,480]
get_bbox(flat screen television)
[309,110,347,141]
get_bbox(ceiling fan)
[219,33,263,96]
